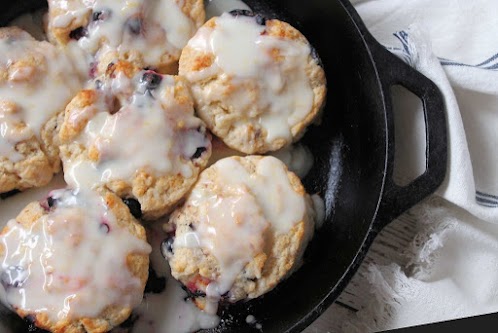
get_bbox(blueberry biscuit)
[0,188,151,333]
[0,27,82,194]
[163,156,316,313]
[59,61,212,220]
[47,0,206,75]
[179,11,327,154]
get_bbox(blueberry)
[254,14,267,26]
[92,9,111,22]
[69,27,87,40]
[89,62,98,79]
[25,314,36,324]
[95,79,103,90]
[144,267,166,294]
[40,196,56,211]
[229,9,267,26]
[191,147,206,159]
[122,198,142,219]
[181,285,206,298]
[229,9,254,18]
[0,189,20,200]
[1,266,28,289]
[125,17,143,35]
[140,71,162,91]
[160,236,175,257]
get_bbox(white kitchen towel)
[352,0,498,224]
[339,0,498,331]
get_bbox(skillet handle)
[369,39,448,229]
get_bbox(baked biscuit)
[208,137,314,178]
[0,27,82,194]
[0,188,151,333]
[47,0,206,74]
[179,10,327,154]
[59,61,212,220]
[163,156,316,313]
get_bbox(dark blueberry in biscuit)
[122,198,142,219]
[1,266,28,289]
[125,16,143,35]
[229,9,266,26]
[92,9,111,22]
[160,236,175,258]
[23,314,50,333]
[181,285,206,298]
[89,62,98,79]
[140,71,162,91]
[95,79,103,90]
[40,196,56,211]
[191,147,207,159]
[25,314,36,324]
[69,27,88,40]
[0,189,20,200]
[144,267,166,294]
[229,9,254,18]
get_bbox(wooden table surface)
[303,208,421,332]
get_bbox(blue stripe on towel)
[476,52,498,67]
[389,30,498,71]
[476,192,498,208]
[476,191,498,200]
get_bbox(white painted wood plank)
[304,208,422,332]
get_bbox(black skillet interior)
[0,0,447,332]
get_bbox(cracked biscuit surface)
[59,61,212,220]
[179,11,327,154]
[47,0,205,74]
[164,156,316,312]
[0,188,151,333]
[0,27,82,194]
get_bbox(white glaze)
[0,188,151,322]
[245,314,262,330]
[186,182,269,298]
[270,143,314,178]
[64,72,209,189]
[205,0,251,20]
[174,156,310,313]
[147,0,198,51]
[311,193,325,229]
[0,34,82,162]
[184,13,314,143]
[1,1,323,331]
[124,223,220,333]
[214,156,307,234]
[49,0,198,69]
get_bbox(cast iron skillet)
[0,0,447,332]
